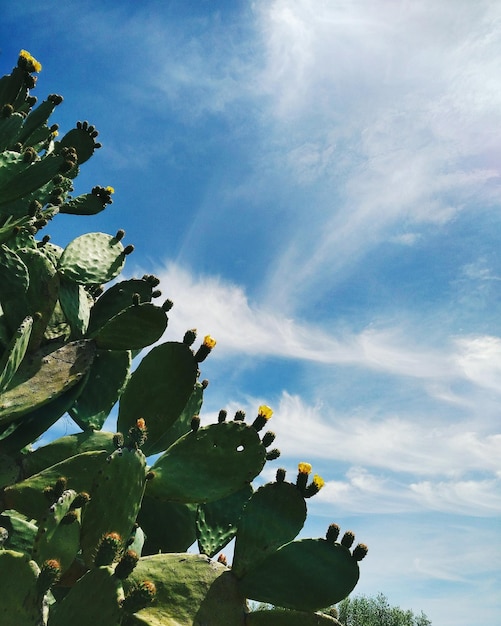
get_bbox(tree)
[337,593,432,626]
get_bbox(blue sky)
[3,1,501,623]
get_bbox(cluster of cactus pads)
[0,51,367,626]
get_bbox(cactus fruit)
[0,51,366,625]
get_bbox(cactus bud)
[217,553,228,566]
[183,328,197,346]
[162,298,174,312]
[115,229,125,241]
[252,405,273,431]
[132,292,141,306]
[143,274,161,287]
[191,415,200,432]
[60,510,78,525]
[296,462,312,493]
[122,581,156,614]
[71,492,90,509]
[218,409,227,423]
[1,104,13,118]
[114,550,139,579]
[194,335,216,362]
[48,93,63,105]
[151,289,162,298]
[326,523,340,543]
[261,431,276,447]
[201,379,209,389]
[23,147,37,163]
[95,532,122,566]
[113,432,124,449]
[341,530,355,549]
[304,473,325,498]
[234,410,245,421]
[18,49,42,73]
[352,543,368,561]
[37,559,61,594]
[266,448,280,461]
[124,244,135,255]
[276,468,286,483]
[128,418,147,449]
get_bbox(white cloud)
[251,0,501,310]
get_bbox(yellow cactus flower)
[52,130,59,137]
[313,474,325,490]
[258,405,273,420]
[136,418,146,430]
[19,49,42,72]
[105,186,115,194]
[203,335,216,349]
[298,462,312,474]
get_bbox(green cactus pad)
[0,152,64,207]
[0,243,29,297]
[123,553,246,626]
[49,565,123,626]
[58,232,127,285]
[0,112,24,150]
[58,278,92,337]
[58,126,99,164]
[0,315,32,394]
[0,452,20,488]
[60,191,109,215]
[197,484,253,558]
[92,303,167,350]
[0,509,37,555]
[149,380,205,455]
[15,247,60,347]
[3,450,108,520]
[0,340,95,427]
[21,430,115,478]
[138,496,197,554]
[87,278,155,336]
[246,609,341,625]
[69,349,131,431]
[147,421,266,504]
[32,488,81,573]
[232,481,307,578]
[80,447,147,567]
[16,97,59,146]
[0,549,41,626]
[0,376,88,457]
[117,341,198,456]
[238,538,360,611]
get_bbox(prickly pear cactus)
[0,50,367,626]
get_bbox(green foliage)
[337,593,432,626]
[0,50,368,625]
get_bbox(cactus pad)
[69,349,131,431]
[123,553,246,626]
[0,339,95,427]
[58,232,127,285]
[80,447,147,567]
[232,480,307,578]
[238,538,360,611]
[146,421,267,504]
[0,549,41,626]
[196,484,253,558]
[117,341,198,456]
[0,315,32,394]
